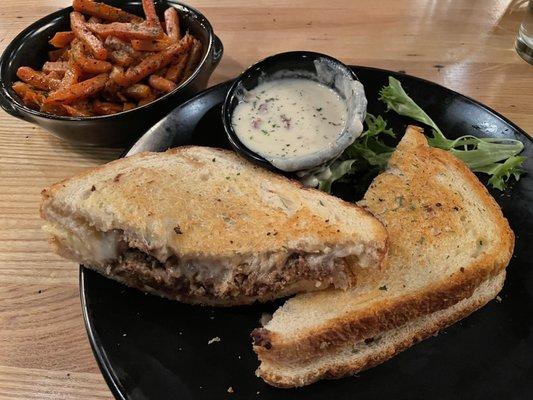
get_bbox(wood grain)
[0,0,531,398]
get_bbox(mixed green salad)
[319,77,526,193]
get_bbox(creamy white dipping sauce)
[231,78,348,159]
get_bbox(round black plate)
[80,67,533,400]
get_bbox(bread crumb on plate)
[208,336,221,345]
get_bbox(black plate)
[80,66,533,400]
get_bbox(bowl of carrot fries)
[0,0,223,146]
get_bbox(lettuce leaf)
[316,114,395,193]
[317,160,355,193]
[379,76,525,190]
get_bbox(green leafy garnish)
[379,76,525,190]
[343,113,396,169]
[318,159,355,193]
[317,114,396,193]
[474,155,526,190]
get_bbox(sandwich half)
[41,146,387,306]
[252,126,514,386]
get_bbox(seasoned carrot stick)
[108,65,127,85]
[12,81,46,108]
[70,39,112,73]
[16,66,61,90]
[87,21,161,40]
[70,12,107,60]
[123,83,152,100]
[122,102,135,111]
[138,92,156,106]
[183,38,203,78]
[48,47,68,62]
[46,73,108,104]
[131,37,172,51]
[164,8,180,41]
[47,71,65,80]
[119,34,193,86]
[62,103,92,117]
[43,61,69,74]
[78,57,112,73]
[107,50,134,67]
[104,36,137,67]
[40,102,69,115]
[104,36,136,54]
[142,0,162,30]
[92,100,123,115]
[49,31,75,48]
[73,0,142,23]
[148,74,177,93]
[165,51,189,82]
[61,63,82,87]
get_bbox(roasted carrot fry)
[79,58,112,73]
[40,102,69,115]
[43,61,69,74]
[70,39,113,73]
[138,92,156,106]
[108,65,127,85]
[61,63,82,87]
[13,1,199,116]
[123,83,152,100]
[16,66,61,90]
[148,74,177,93]
[165,52,189,82]
[62,103,91,117]
[92,100,123,115]
[73,0,142,23]
[47,71,65,80]
[49,31,75,48]
[12,81,28,97]
[164,7,180,41]
[183,38,203,78]
[12,81,46,108]
[107,50,133,67]
[70,11,107,60]
[87,21,161,40]
[101,78,122,102]
[154,66,169,76]
[119,34,193,86]
[48,47,68,62]
[104,36,137,67]
[131,37,172,52]
[104,35,135,53]
[142,0,162,30]
[123,102,135,111]
[46,73,108,104]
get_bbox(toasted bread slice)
[252,126,514,385]
[41,146,387,306]
[256,270,505,388]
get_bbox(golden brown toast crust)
[41,146,387,259]
[258,270,506,388]
[253,126,514,366]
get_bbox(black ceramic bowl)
[222,51,365,172]
[0,0,223,147]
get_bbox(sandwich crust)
[253,126,514,374]
[258,270,506,387]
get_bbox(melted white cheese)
[232,78,347,159]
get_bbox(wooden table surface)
[0,0,531,398]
